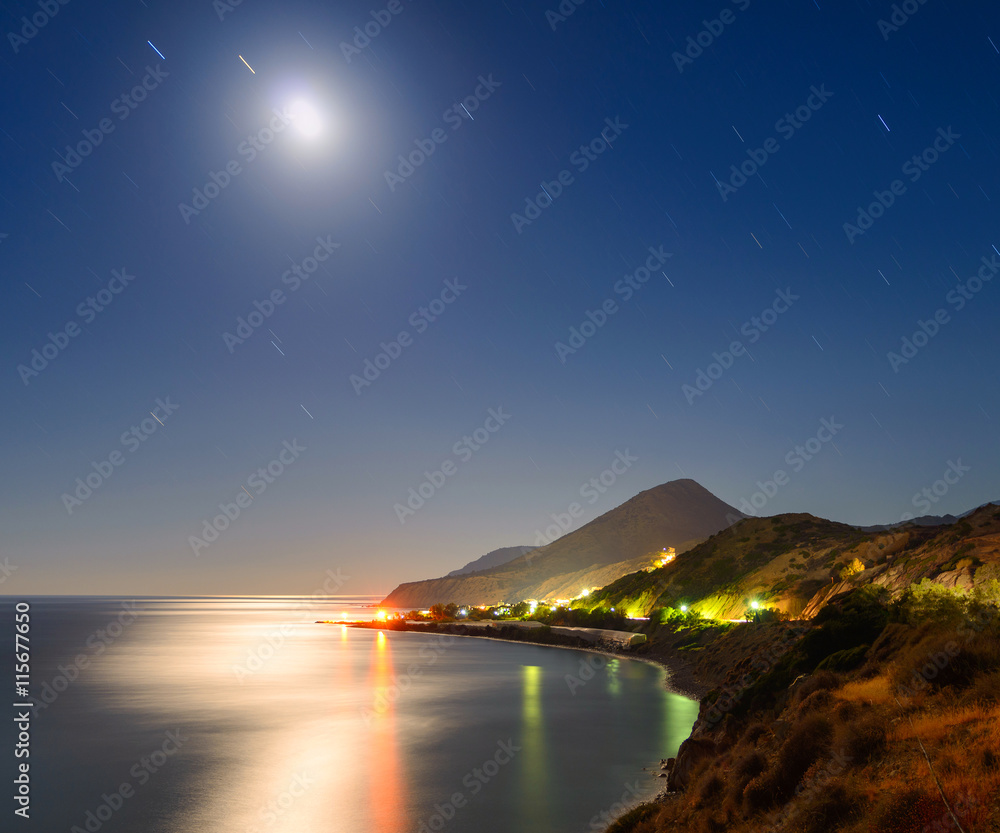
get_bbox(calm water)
[2,597,698,833]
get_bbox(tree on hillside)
[839,557,865,581]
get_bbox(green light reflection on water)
[520,664,551,827]
[605,658,621,696]
[663,683,701,756]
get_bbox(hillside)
[582,503,1000,620]
[374,502,1000,833]
[608,577,1000,833]
[446,545,536,577]
[381,479,743,608]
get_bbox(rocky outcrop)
[666,737,718,792]
[857,531,912,563]
[801,580,853,620]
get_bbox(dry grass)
[620,609,1000,833]
[837,672,895,705]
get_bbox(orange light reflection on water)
[368,632,408,832]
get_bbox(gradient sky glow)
[3,0,999,595]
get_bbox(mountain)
[858,513,959,532]
[381,479,744,608]
[859,502,1000,532]
[581,501,1000,620]
[446,546,536,577]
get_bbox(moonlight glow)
[288,99,323,138]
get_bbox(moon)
[288,99,323,138]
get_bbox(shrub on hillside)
[724,749,768,811]
[738,721,772,748]
[793,670,841,704]
[815,643,869,673]
[694,770,725,808]
[838,557,865,581]
[838,713,888,765]
[799,587,889,668]
[965,668,1000,704]
[773,713,833,797]
[796,687,833,716]
[741,771,778,814]
[746,606,788,624]
[795,776,864,833]
[893,580,968,625]
[535,607,627,630]
[893,625,1000,697]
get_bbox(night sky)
[3,0,999,595]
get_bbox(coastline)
[345,619,711,700]
[344,620,704,828]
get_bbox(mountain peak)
[382,479,742,607]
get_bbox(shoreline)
[345,619,711,700]
[344,620,702,827]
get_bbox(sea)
[1,596,699,833]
